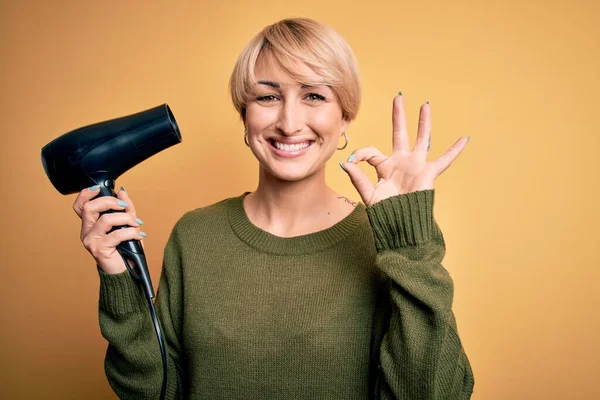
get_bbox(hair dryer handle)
[97,184,156,299]
[116,241,155,299]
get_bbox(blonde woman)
[73,17,474,399]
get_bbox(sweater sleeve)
[97,221,187,399]
[365,189,474,400]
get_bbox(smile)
[268,139,315,158]
[272,140,312,151]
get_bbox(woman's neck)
[243,166,356,238]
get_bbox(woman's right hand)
[72,186,146,274]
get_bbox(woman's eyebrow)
[256,80,320,89]
[257,80,280,88]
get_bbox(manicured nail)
[347,154,356,162]
[135,218,144,225]
[119,186,126,192]
[397,91,403,96]
[339,162,348,173]
[140,231,147,238]
[89,185,100,191]
[117,200,128,207]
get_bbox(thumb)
[340,162,373,204]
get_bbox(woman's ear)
[341,118,350,133]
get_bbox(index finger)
[72,185,101,218]
[392,93,410,152]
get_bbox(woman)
[73,18,474,399]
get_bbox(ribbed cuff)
[366,189,441,250]
[97,266,146,315]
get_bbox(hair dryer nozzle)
[41,104,182,194]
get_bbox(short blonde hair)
[229,18,361,122]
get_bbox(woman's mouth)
[268,139,315,158]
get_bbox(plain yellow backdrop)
[1,0,598,398]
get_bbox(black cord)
[147,296,168,400]
[121,254,168,400]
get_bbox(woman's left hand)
[340,93,469,206]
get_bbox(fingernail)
[119,186,126,192]
[117,200,128,207]
[135,218,144,225]
[397,91,403,96]
[467,136,471,142]
[347,154,356,162]
[89,185,100,191]
[140,231,147,238]
[425,101,430,104]
[339,162,348,173]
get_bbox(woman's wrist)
[366,189,439,250]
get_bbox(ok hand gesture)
[340,93,469,206]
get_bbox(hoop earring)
[337,131,348,150]
[244,128,249,147]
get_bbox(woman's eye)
[305,93,326,102]
[255,93,326,104]
[256,95,278,102]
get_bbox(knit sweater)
[98,189,474,399]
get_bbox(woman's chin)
[272,171,312,183]
[262,165,320,183]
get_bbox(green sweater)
[98,189,474,399]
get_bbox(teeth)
[273,141,311,151]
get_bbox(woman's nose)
[275,100,304,136]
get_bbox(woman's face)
[244,56,349,183]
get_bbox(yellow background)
[1,0,599,398]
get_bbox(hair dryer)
[41,104,182,299]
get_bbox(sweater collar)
[228,192,366,255]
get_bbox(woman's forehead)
[254,54,326,87]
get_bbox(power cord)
[121,253,168,400]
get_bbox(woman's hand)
[340,94,469,206]
[72,186,146,274]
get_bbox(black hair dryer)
[41,104,182,299]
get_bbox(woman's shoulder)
[171,193,245,234]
